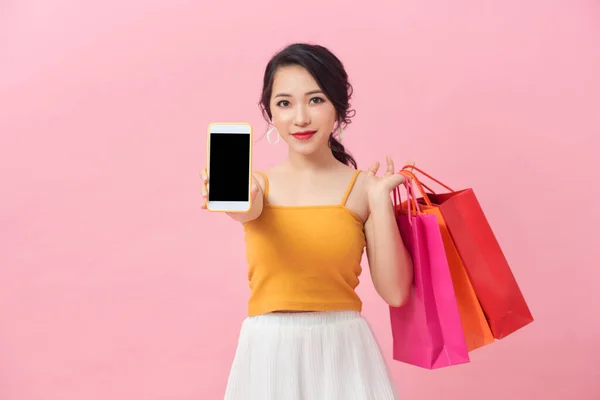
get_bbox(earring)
[266,126,280,144]
[267,127,281,144]
[337,125,344,143]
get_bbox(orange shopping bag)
[398,170,495,351]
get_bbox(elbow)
[384,272,413,308]
[375,284,410,308]
[388,258,414,307]
[386,289,411,308]
[374,256,414,308]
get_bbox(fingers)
[366,161,380,177]
[250,180,259,200]
[369,157,414,178]
[200,185,208,208]
[385,155,395,176]
[200,167,208,209]
[382,173,406,191]
[403,160,416,172]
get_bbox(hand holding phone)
[202,123,255,213]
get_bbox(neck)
[286,146,341,172]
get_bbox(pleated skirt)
[223,310,399,400]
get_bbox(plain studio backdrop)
[1,1,599,399]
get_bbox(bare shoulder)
[342,167,372,223]
[360,171,377,191]
[252,163,285,193]
[352,169,377,201]
[336,165,369,193]
[359,173,377,227]
[265,164,284,176]
[260,163,297,186]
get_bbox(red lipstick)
[291,130,317,141]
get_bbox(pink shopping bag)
[389,175,470,369]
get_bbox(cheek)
[313,105,337,128]
[270,108,294,134]
[270,105,293,122]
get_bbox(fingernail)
[201,188,207,196]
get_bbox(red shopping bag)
[401,165,534,339]
[389,177,470,369]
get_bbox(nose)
[294,104,310,127]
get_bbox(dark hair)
[259,43,357,169]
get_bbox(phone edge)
[206,122,253,213]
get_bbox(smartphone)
[206,122,253,212]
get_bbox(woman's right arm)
[200,168,265,224]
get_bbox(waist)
[247,272,363,316]
[244,310,363,328]
[248,298,362,317]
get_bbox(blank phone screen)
[208,133,251,201]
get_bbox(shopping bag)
[401,165,534,339]
[398,170,495,351]
[389,176,469,369]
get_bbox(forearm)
[367,199,413,307]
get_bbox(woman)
[200,43,413,399]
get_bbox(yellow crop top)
[243,170,367,316]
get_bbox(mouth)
[291,130,317,141]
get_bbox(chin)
[288,134,328,154]
[289,140,325,155]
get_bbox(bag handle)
[401,165,454,193]
[396,169,434,207]
[393,171,422,223]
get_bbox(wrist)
[368,194,394,215]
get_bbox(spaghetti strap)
[254,170,270,199]
[340,170,362,206]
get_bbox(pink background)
[1,1,599,399]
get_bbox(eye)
[276,100,291,107]
[310,97,325,104]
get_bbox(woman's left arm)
[363,157,414,307]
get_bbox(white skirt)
[223,310,399,400]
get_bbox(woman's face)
[269,65,337,155]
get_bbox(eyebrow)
[273,90,324,98]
